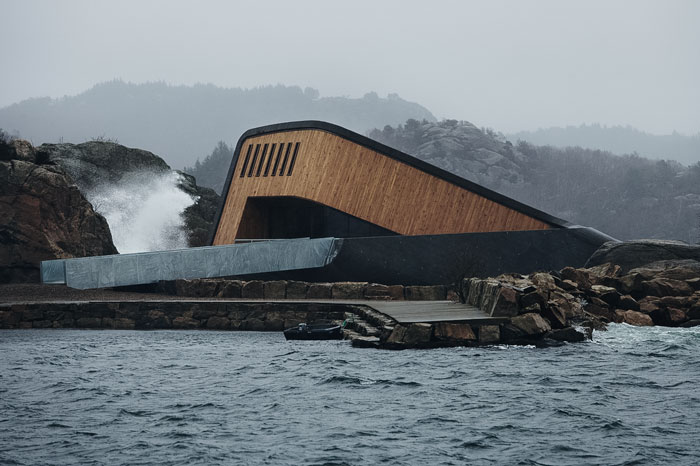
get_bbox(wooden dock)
[362,300,505,325]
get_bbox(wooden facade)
[212,121,568,246]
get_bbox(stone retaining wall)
[161,279,450,301]
[0,301,349,331]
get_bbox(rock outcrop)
[36,141,222,247]
[462,257,700,344]
[176,172,221,247]
[36,141,171,190]
[0,139,117,283]
[585,240,700,274]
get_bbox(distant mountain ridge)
[0,80,436,168]
[510,124,700,166]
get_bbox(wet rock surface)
[0,139,117,283]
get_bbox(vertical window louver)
[287,142,300,176]
[247,144,260,177]
[239,144,253,177]
[255,144,269,177]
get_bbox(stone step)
[351,335,381,348]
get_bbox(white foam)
[87,171,197,253]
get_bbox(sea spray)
[87,171,197,253]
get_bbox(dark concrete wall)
[238,227,615,285]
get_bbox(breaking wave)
[87,171,197,253]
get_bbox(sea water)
[1,325,699,465]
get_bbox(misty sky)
[3,0,699,134]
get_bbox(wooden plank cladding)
[213,122,565,245]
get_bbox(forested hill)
[0,81,435,168]
[510,124,700,166]
[369,120,700,243]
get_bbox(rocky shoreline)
[2,253,699,350]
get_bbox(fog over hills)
[370,120,700,243]
[0,80,435,169]
[511,124,700,166]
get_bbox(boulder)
[585,240,700,274]
[584,301,615,322]
[591,285,620,306]
[520,290,547,312]
[628,260,700,281]
[0,140,118,283]
[584,262,622,284]
[546,327,586,342]
[650,307,688,326]
[617,295,640,311]
[642,278,693,297]
[559,279,580,292]
[560,267,591,290]
[665,308,688,326]
[0,139,36,163]
[529,272,557,291]
[659,296,690,308]
[510,313,551,337]
[386,323,433,347]
[433,323,476,342]
[478,325,500,344]
[402,323,433,345]
[386,324,407,345]
[500,323,526,342]
[548,290,583,319]
[491,286,520,317]
[615,310,653,326]
[618,273,646,297]
[541,304,567,329]
[639,298,661,314]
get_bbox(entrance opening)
[235,197,397,240]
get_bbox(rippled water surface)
[2,325,700,465]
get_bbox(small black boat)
[283,322,344,340]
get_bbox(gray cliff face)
[0,139,117,283]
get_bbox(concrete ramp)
[41,238,340,290]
